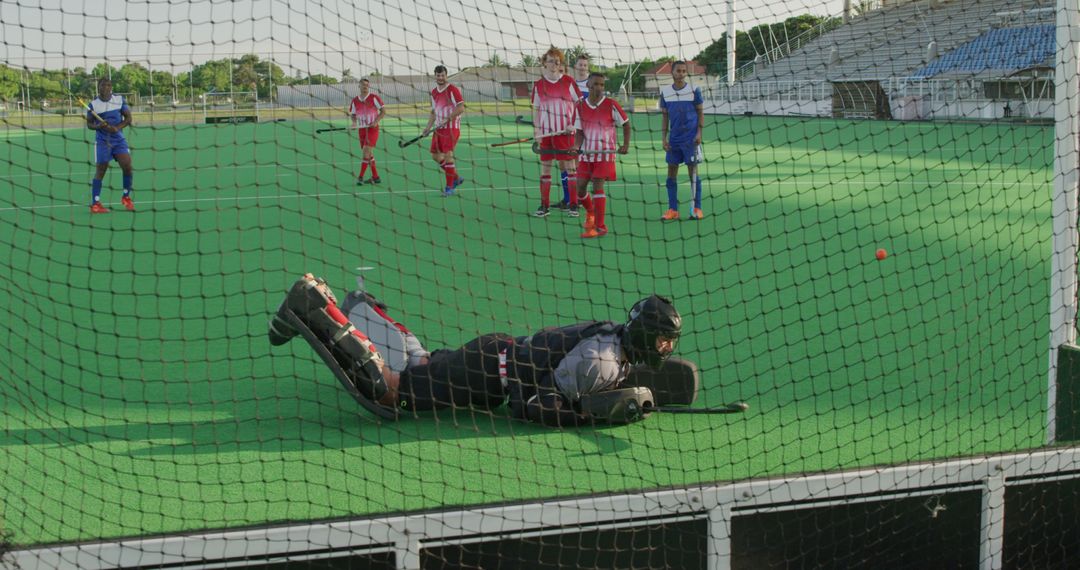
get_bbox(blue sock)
[694,176,702,209]
[91,179,103,204]
[665,177,678,210]
[122,174,132,196]
[561,171,570,204]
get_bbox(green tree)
[518,54,539,68]
[193,59,232,93]
[233,54,260,92]
[485,54,505,67]
[114,63,150,95]
[0,65,24,101]
[564,45,590,65]
[297,74,338,85]
[693,14,838,75]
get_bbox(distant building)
[642,60,715,95]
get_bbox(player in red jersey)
[574,73,630,238]
[530,47,582,217]
[422,65,466,196]
[348,78,386,185]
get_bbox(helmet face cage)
[625,295,682,369]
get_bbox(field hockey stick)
[515,115,533,126]
[531,142,618,156]
[643,401,749,415]
[77,97,107,126]
[316,126,352,134]
[491,128,573,148]
[398,119,447,148]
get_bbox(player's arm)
[660,107,670,151]
[374,103,386,126]
[694,104,704,145]
[524,387,590,427]
[85,111,104,131]
[619,121,631,154]
[116,107,132,132]
[423,108,437,134]
[694,87,704,145]
[530,84,541,138]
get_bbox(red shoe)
[90,202,109,213]
[584,214,596,231]
[121,195,135,211]
[596,226,608,236]
[581,228,600,238]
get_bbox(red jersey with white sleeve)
[430,84,464,131]
[531,75,582,136]
[574,96,629,162]
[349,94,384,128]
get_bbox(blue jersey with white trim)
[88,95,129,144]
[658,83,702,145]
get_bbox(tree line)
[1,14,833,106]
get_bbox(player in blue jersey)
[86,78,135,213]
[658,61,705,221]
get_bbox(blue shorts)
[665,141,703,166]
[95,137,130,164]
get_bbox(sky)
[1,0,845,76]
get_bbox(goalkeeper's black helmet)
[622,295,681,369]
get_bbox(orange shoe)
[581,228,600,238]
[584,214,596,231]
[661,209,679,221]
[691,207,704,220]
[121,195,135,211]
[90,202,109,213]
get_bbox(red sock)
[443,162,457,187]
[567,171,578,206]
[540,175,552,207]
[326,304,350,325]
[593,191,607,229]
[582,193,593,215]
[359,160,369,179]
[326,303,374,344]
[369,159,379,178]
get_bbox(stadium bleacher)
[912,24,1054,78]
[743,0,1052,84]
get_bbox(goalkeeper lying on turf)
[268,274,697,426]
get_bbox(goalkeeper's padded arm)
[524,390,590,427]
[578,387,655,425]
[525,386,655,427]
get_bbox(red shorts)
[430,129,460,154]
[539,133,576,162]
[357,126,379,147]
[577,160,616,181]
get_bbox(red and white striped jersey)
[430,84,464,130]
[349,93,384,128]
[531,75,582,136]
[574,96,628,162]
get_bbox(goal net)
[1,0,1077,568]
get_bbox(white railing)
[710,80,832,102]
[733,18,844,82]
